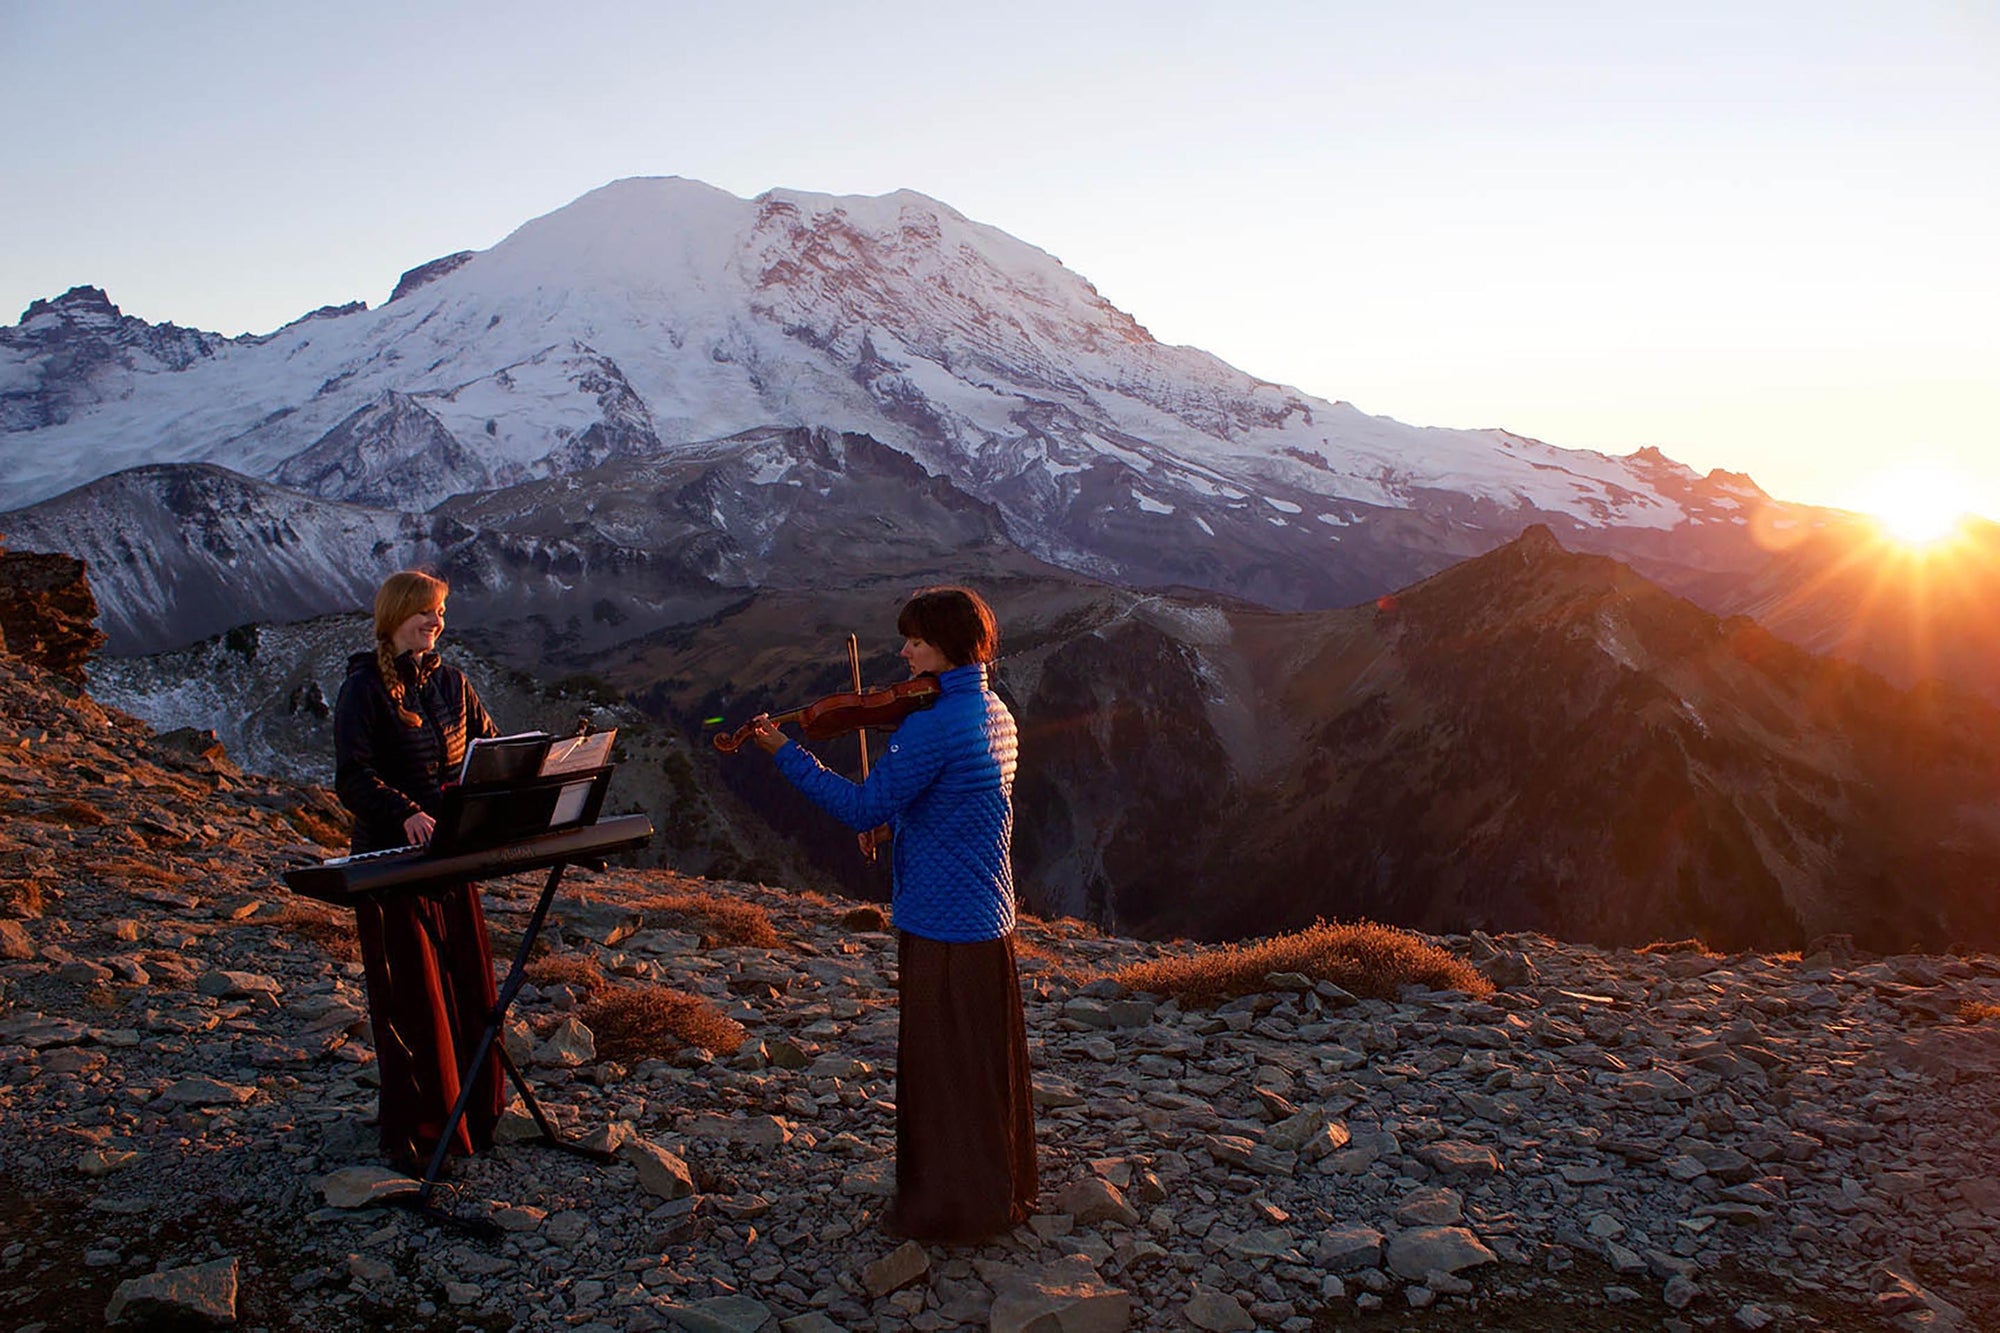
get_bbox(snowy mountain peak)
[1,175,1786,619]
[18,284,123,329]
[2,285,232,434]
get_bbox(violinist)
[738,586,1037,1243]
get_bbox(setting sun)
[1861,470,1970,548]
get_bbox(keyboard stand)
[402,859,617,1237]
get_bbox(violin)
[711,674,941,753]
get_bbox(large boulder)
[0,546,105,682]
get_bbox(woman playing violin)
[741,586,1037,1243]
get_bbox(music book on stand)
[457,731,551,785]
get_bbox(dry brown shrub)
[258,906,358,963]
[840,904,890,932]
[635,890,780,949]
[284,804,350,849]
[1638,938,1719,957]
[86,859,189,887]
[579,985,745,1062]
[526,954,609,995]
[2,877,45,918]
[1024,912,1102,940]
[1012,933,1084,984]
[1110,919,1494,1008]
[1960,1001,2000,1024]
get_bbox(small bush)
[1638,938,1718,957]
[2,876,44,918]
[1110,919,1493,1008]
[841,904,889,932]
[86,859,189,887]
[284,803,350,849]
[259,906,358,963]
[579,985,745,1062]
[1961,1001,2000,1024]
[635,891,780,949]
[526,954,608,995]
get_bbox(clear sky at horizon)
[3,0,1995,521]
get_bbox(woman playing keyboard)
[333,569,504,1174]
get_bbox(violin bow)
[847,634,881,863]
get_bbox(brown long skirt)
[353,881,504,1162]
[892,930,1038,1243]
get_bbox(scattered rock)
[1386,1226,1498,1280]
[105,1256,238,1327]
[1052,1176,1140,1228]
[661,1294,778,1333]
[319,1165,420,1208]
[858,1240,928,1297]
[620,1137,695,1200]
[1184,1286,1257,1331]
[990,1258,1131,1333]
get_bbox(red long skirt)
[892,930,1038,1242]
[352,881,504,1162]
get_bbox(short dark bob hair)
[897,586,999,667]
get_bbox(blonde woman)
[333,570,503,1172]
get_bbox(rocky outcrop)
[0,545,105,681]
[274,390,489,509]
[387,250,475,303]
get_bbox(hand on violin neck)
[748,715,788,755]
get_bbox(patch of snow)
[1135,493,1174,515]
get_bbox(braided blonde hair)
[372,570,448,727]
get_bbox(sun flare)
[1863,470,1969,548]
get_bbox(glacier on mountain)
[0,177,1736,537]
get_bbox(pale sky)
[4,0,1996,520]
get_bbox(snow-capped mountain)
[0,176,1779,617]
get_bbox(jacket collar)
[938,662,986,694]
[400,649,441,688]
[348,648,441,687]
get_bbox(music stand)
[407,765,622,1234]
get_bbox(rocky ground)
[4,646,2000,1333]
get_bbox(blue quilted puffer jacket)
[773,663,1018,942]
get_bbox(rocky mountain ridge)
[0,425,1051,656]
[590,527,2000,954]
[58,514,2000,955]
[0,286,235,432]
[1,633,1996,1332]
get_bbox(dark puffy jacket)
[773,663,1017,941]
[334,650,497,852]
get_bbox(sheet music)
[549,778,594,826]
[538,728,615,776]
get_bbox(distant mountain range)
[0,179,1798,631]
[5,176,1990,700]
[8,175,1998,950]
